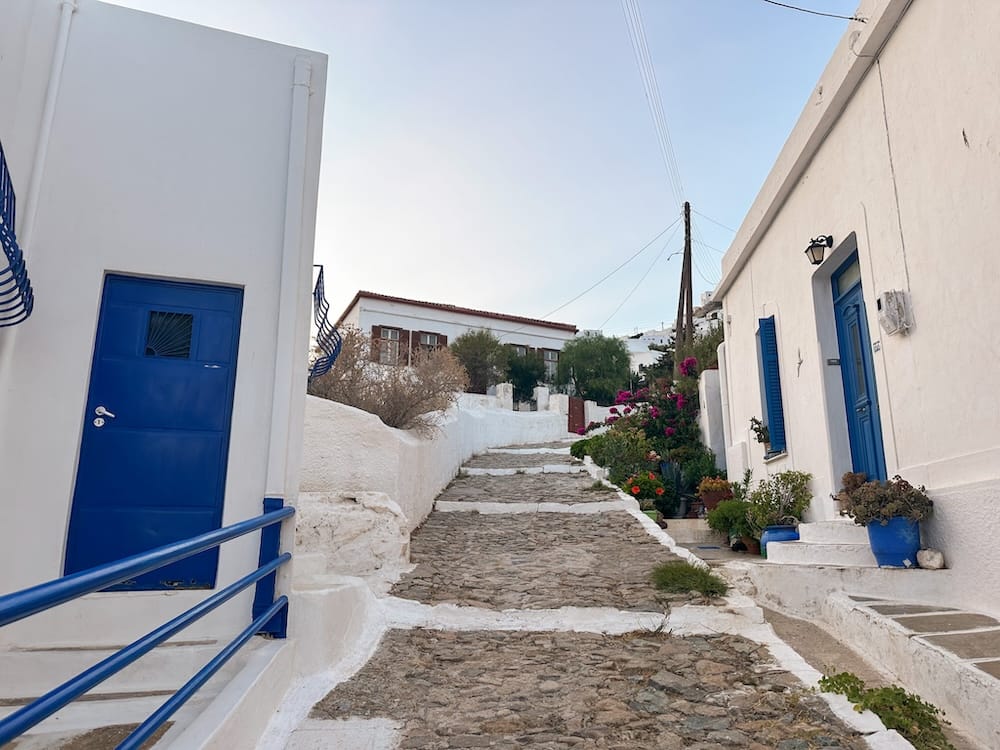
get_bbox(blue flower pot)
[760,524,799,558]
[867,517,921,568]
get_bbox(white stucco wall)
[0,0,326,648]
[715,0,1000,588]
[344,296,577,353]
[300,394,569,531]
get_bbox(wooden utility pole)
[674,201,694,368]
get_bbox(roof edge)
[713,0,914,301]
[333,290,579,334]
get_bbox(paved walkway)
[295,443,903,750]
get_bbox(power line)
[536,216,682,323]
[620,0,685,204]
[759,0,867,22]
[693,238,725,255]
[691,208,738,234]
[599,224,682,329]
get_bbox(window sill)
[763,450,788,464]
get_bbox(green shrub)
[650,562,728,597]
[706,499,753,539]
[595,428,653,485]
[818,673,954,750]
[746,470,813,536]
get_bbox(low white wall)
[698,370,727,470]
[300,393,568,532]
[584,401,613,428]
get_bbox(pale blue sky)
[107,0,860,334]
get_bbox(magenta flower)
[665,427,675,437]
[609,407,619,415]
[676,395,685,409]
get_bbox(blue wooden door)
[832,257,886,481]
[64,275,243,589]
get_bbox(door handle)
[95,406,116,418]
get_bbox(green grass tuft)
[650,561,728,597]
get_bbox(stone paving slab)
[438,473,619,505]
[391,512,696,611]
[464,453,581,469]
[498,441,577,450]
[922,629,1000,659]
[312,629,867,750]
[891,612,999,633]
[973,660,1000,679]
[867,604,956,616]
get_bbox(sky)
[106,0,861,336]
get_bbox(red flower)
[631,486,641,495]
[655,488,665,496]
[648,472,656,480]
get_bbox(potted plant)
[836,473,933,568]
[749,417,770,451]
[747,470,813,557]
[706,499,758,553]
[697,476,733,512]
[622,471,669,520]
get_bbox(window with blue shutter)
[757,316,786,454]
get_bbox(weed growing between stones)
[818,672,954,750]
[650,561,728,597]
[583,480,611,492]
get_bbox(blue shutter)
[758,316,786,453]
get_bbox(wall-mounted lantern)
[804,235,833,265]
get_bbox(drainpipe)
[265,56,314,500]
[19,0,78,251]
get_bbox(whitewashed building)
[334,290,578,379]
[0,0,326,742]
[715,0,999,587]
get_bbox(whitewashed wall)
[300,393,569,531]
[0,0,326,647]
[342,296,577,353]
[716,0,1000,586]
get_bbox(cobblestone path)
[462,452,580,469]
[436,473,617,504]
[314,630,866,750]
[390,512,687,611]
[309,445,872,749]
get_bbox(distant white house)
[714,0,998,588]
[0,0,325,713]
[334,290,578,379]
[620,301,723,374]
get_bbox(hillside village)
[0,1,997,749]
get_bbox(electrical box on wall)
[876,290,911,335]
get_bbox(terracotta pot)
[698,489,733,512]
[740,536,761,555]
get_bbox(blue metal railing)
[0,500,294,747]
[0,139,33,328]
[308,264,342,382]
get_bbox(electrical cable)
[620,0,685,204]
[599,224,682,329]
[759,0,866,23]
[691,208,737,234]
[537,216,681,322]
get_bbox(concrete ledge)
[766,541,877,567]
[825,592,1000,749]
[157,640,292,750]
[798,520,871,545]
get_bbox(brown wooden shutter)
[438,333,448,349]
[370,325,381,362]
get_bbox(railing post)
[252,497,288,638]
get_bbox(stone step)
[826,593,1000,749]
[797,519,870,545]
[0,639,262,700]
[766,541,877,567]
[663,519,728,545]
